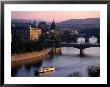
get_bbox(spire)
[53,19,55,23]
[51,19,56,30]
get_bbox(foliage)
[67,72,82,77]
[38,21,49,32]
[87,65,100,77]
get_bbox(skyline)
[11,11,100,22]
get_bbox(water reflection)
[11,68,19,77]
[11,59,43,77]
[25,65,32,70]
[24,60,43,70]
[11,47,100,77]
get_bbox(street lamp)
[51,30,54,33]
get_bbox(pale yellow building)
[29,27,41,41]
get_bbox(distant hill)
[57,18,100,29]
[58,18,100,25]
[11,19,44,24]
[11,19,52,26]
[11,18,100,30]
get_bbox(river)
[11,47,100,77]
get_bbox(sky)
[11,11,100,22]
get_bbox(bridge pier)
[80,48,84,56]
[85,38,89,43]
[55,48,61,55]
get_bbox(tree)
[38,21,49,32]
[36,36,45,50]
[31,20,37,27]
[64,29,72,42]
[50,20,56,30]
[19,38,27,52]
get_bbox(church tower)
[50,19,56,30]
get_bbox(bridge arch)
[76,36,98,44]
[89,36,98,44]
[77,37,85,44]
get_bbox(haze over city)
[11,10,100,78]
[11,11,100,23]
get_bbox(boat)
[35,67,55,73]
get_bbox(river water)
[11,47,100,77]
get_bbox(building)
[11,23,30,42]
[29,27,41,41]
[11,23,41,43]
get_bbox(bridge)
[59,42,100,49]
[45,36,100,56]
[57,42,100,56]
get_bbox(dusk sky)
[11,11,100,22]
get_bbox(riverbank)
[12,49,49,62]
[12,48,61,62]
[11,48,61,69]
